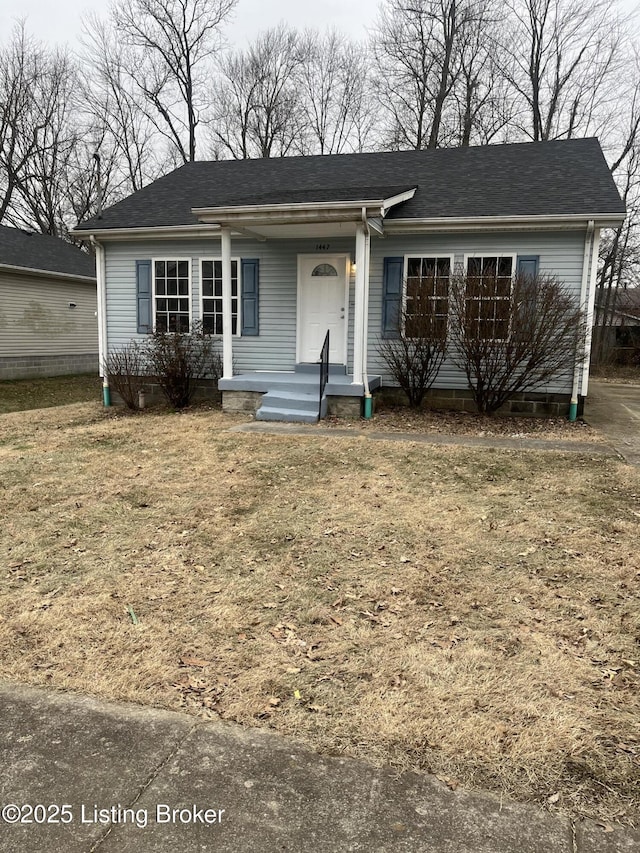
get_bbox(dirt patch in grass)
[0,402,638,825]
[0,374,102,414]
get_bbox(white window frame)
[403,254,455,338]
[152,257,192,333]
[463,253,517,342]
[199,257,242,338]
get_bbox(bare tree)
[112,0,237,163]
[81,15,164,195]
[371,0,478,150]
[451,7,517,145]
[448,270,585,414]
[211,24,303,159]
[500,0,623,142]
[296,29,373,155]
[0,23,53,224]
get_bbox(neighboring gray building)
[0,226,98,380]
[74,138,625,420]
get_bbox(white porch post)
[221,225,233,379]
[353,224,368,385]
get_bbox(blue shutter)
[241,258,259,336]
[516,255,539,279]
[382,257,404,339]
[136,260,152,334]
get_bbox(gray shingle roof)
[76,138,625,232]
[0,226,96,278]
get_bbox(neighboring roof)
[0,225,96,279]
[75,138,625,233]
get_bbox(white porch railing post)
[221,226,233,379]
[353,224,366,386]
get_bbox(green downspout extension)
[363,394,373,419]
[568,399,578,422]
[102,379,111,407]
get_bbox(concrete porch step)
[257,406,320,424]
[256,387,326,423]
[261,390,320,413]
[294,362,347,376]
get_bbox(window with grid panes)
[201,260,239,335]
[465,256,513,340]
[405,256,451,339]
[154,260,190,332]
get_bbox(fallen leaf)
[547,792,560,804]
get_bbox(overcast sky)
[1,0,372,49]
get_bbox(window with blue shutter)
[516,255,539,279]
[241,258,259,336]
[136,260,152,333]
[382,256,404,339]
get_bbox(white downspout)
[90,235,110,406]
[580,226,601,399]
[570,219,594,421]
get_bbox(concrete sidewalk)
[231,421,618,458]
[0,682,637,852]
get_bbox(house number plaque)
[315,243,330,250]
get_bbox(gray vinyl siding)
[367,231,586,395]
[104,229,586,395]
[105,237,355,372]
[0,270,98,358]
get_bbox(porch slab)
[219,371,382,398]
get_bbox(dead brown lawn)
[0,402,638,826]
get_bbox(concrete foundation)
[376,387,579,418]
[0,353,98,381]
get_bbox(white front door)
[297,255,348,364]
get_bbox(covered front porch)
[191,186,415,422]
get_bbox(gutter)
[0,262,96,283]
[569,220,595,421]
[90,235,111,406]
[386,213,625,233]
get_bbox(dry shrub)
[105,341,149,410]
[449,272,585,414]
[146,320,223,409]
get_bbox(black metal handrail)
[318,330,330,419]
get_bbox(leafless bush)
[105,341,149,409]
[145,320,223,409]
[377,280,448,407]
[448,271,585,415]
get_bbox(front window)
[465,255,514,340]
[154,259,190,332]
[405,256,451,339]
[201,259,239,335]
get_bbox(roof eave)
[0,261,96,283]
[386,213,626,233]
[72,223,223,241]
